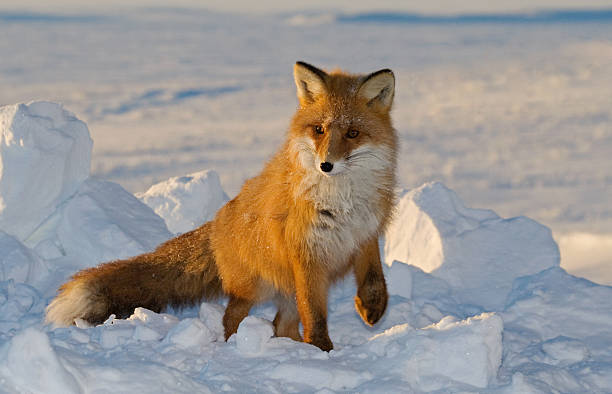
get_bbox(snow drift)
[0,102,172,269]
[385,183,560,310]
[0,102,611,393]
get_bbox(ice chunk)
[136,170,228,234]
[125,308,178,341]
[236,316,274,355]
[384,182,559,310]
[0,102,92,241]
[129,307,179,325]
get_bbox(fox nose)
[320,162,333,173]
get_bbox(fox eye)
[346,129,359,138]
[313,125,324,134]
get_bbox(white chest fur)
[290,138,393,269]
[307,178,381,269]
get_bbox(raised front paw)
[355,284,388,326]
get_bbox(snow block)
[0,102,92,241]
[384,182,560,310]
[199,302,226,341]
[368,313,503,389]
[28,178,172,266]
[0,101,171,269]
[0,231,48,285]
[236,316,274,355]
[136,169,229,234]
[165,318,214,349]
[56,179,172,265]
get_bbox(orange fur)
[46,62,398,351]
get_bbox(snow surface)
[1,8,609,285]
[0,102,611,393]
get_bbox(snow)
[0,102,92,242]
[0,8,611,392]
[0,103,610,392]
[366,313,503,389]
[136,169,228,235]
[235,316,275,355]
[165,318,214,349]
[0,327,80,394]
[385,182,560,310]
[49,178,171,267]
[0,102,171,272]
[0,231,48,285]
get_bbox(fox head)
[289,61,397,178]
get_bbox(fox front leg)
[291,258,333,351]
[353,238,388,326]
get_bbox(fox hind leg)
[273,295,302,342]
[222,295,254,340]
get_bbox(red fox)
[46,62,397,351]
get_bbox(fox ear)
[358,69,395,112]
[294,61,328,104]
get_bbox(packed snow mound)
[499,267,612,391]
[0,325,213,394]
[504,267,612,342]
[21,299,503,393]
[367,313,503,389]
[136,170,228,234]
[0,231,48,286]
[0,102,92,241]
[385,182,560,310]
[0,102,171,269]
[0,328,80,394]
[28,178,172,266]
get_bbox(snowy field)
[1,7,612,393]
[1,8,611,284]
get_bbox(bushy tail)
[46,222,223,326]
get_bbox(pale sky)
[1,0,611,14]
